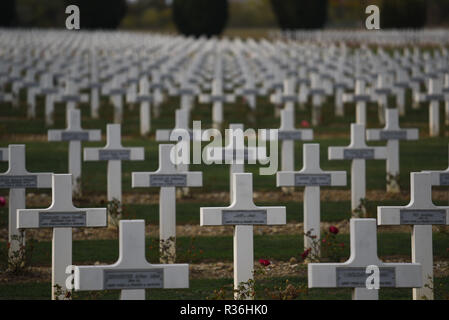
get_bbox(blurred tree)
[121,0,173,30]
[426,0,449,26]
[65,0,127,29]
[0,0,17,27]
[172,0,229,37]
[381,0,427,28]
[228,0,276,28]
[270,0,328,29]
[15,0,65,28]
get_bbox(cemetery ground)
[1,91,449,300]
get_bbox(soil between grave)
[2,259,448,284]
[2,222,447,242]
[6,189,449,207]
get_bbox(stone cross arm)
[48,109,101,142]
[0,145,52,189]
[329,124,387,160]
[277,144,346,187]
[17,174,107,229]
[200,173,286,226]
[132,144,202,188]
[378,172,449,225]
[74,220,189,291]
[308,219,422,289]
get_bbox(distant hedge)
[270,0,328,30]
[0,0,16,27]
[172,0,229,37]
[64,0,127,29]
[381,0,427,29]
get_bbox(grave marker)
[74,220,189,300]
[17,174,107,300]
[367,109,419,193]
[132,144,202,263]
[378,172,449,300]
[308,218,422,300]
[277,144,346,256]
[84,124,144,225]
[329,124,387,215]
[201,173,286,300]
[0,145,52,255]
[48,109,101,195]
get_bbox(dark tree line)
[0,0,17,27]
[270,0,328,30]
[65,0,127,29]
[172,0,229,37]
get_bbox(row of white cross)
[2,32,449,137]
[1,122,448,300]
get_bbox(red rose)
[0,196,5,207]
[259,259,270,266]
[301,249,311,260]
[329,226,339,234]
[301,120,310,128]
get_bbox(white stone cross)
[0,145,52,256]
[372,73,392,125]
[206,124,266,203]
[74,220,189,300]
[275,109,313,175]
[277,144,346,256]
[136,76,154,136]
[329,124,387,215]
[309,73,327,126]
[199,78,235,128]
[201,173,286,300]
[84,124,144,224]
[132,144,202,263]
[308,218,422,300]
[367,109,419,193]
[378,172,449,300]
[17,174,107,300]
[48,109,101,196]
[343,79,372,125]
[416,78,445,137]
[39,72,59,126]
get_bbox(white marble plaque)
[379,131,407,140]
[278,131,302,141]
[343,149,375,160]
[440,173,449,186]
[0,175,38,188]
[149,174,187,187]
[222,210,267,225]
[400,209,446,225]
[38,212,87,227]
[294,174,331,186]
[61,132,89,141]
[336,267,396,287]
[99,150,131,161]
[103,269,163,289]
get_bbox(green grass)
[1,92,449,195]
[1,276,448,300]
[1,232,448,266]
